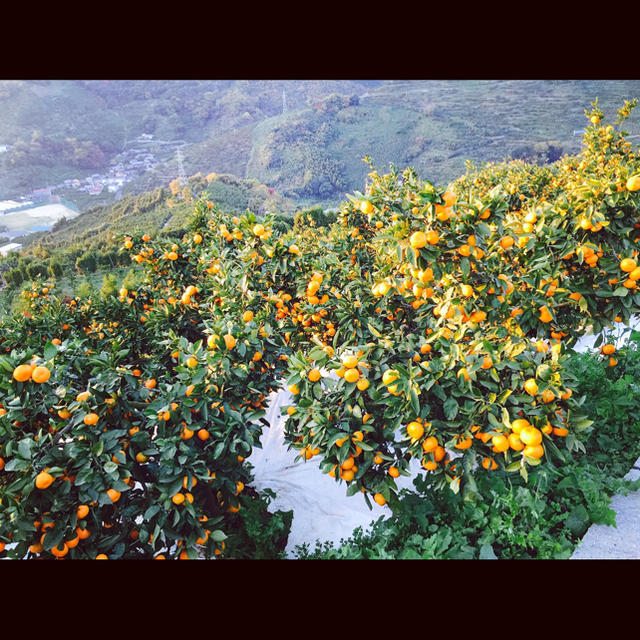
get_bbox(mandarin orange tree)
[1,99,640,558]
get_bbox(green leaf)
[44,342,59,362]
[410,388,420,415]
[565,505,590,536]
[613,287,629,297]
[144,505,162,520]
[479,543,498,559]
[103,461,118,474]
[91,441,104,456]
[18,439,32,460]
[443,397,458,420]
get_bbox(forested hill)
[2,80,640,210]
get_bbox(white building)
[0,243,22,256]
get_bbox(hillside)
[17,172,298,252]
[0,80,376,201]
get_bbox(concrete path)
[571,458,640,559]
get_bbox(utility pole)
[176,146,187,185]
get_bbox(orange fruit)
[601,344,615,355]
[356,378,370,390]
[407,421,424,440]
[95,554,108,560]
[491,435,509,452]
[373,493,386,506]
[66,535,80,549]
[410,231,428,249]
[77,504,89,519]
[12,364,33,382]
[76,527,91,540]
[520,426,543,446]
[620,258,637,272]
[35,472,54,490]
[523,379,539,395]
[426,230,439,245]
[342,354,359,369]
[106,489,121,503]
[50,542,69,558]
[172,493,185,505]
[626,175,640,191]
[31,366,51,384]
[197,429,210,441]
[500,236,514,249]
[508,433,524,451]
[83,413,99,426]
[388,466,400,478]
[523,444,544,459]
[308,368,321,382]
[422,436,438,453]
[344,368,360,383]
[382,369,399,385]
[186,356,198,368]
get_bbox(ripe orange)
[51,542,69,558]
[360,200,374,215]
[31,366,51,383]
[342,354,359,369]
[523,379,539,395]
[407,421,424,440]
[144,378,157,389]
[508,433,524,451]
[35,472,54,490]
[620,258,637,272]
[356,378,370,390]
[77,504,89,519]
[12,364,33,382]
[242,310,254,323]
[106,489,121,503]
[76,527,91,540]
[500,236,514,249]
[172,493,185,505]
[491,435,509,452]
[523,444,544,459]
[344,368,360,383]
[373,493,386,506]
[520,426,543,446]
[410,231,428,249]
[426,230,439,245]
[388,466,400,478]
[601,344,616,355]
[96,554,108,560]
[197,429,210,441]
[308,368,321,382]
[83,413,99,426]
[626,175,640,191]
[382,369,399,385]
[186,356,198,368]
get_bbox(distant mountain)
[1,79,639,212]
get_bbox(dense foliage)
[295,337,640,559]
